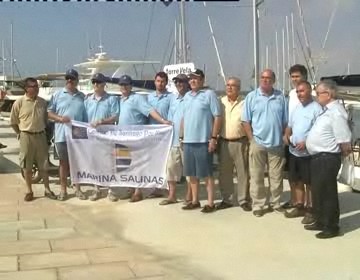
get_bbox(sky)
[0,0,358,90]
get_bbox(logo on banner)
[114,144,132,172]
[72,126,88,139]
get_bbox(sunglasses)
[65,76,77,81]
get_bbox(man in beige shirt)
[217,77,251,211]
[10,77,56,202]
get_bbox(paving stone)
[51,237,119,251]
[0,231,17,242]
[0,240,50,256]
[0,220,44,231]
[0,257,17,272]
[128,261,167,278]
[58,263,135,280]
[45,216,77,228]
[19,227,76,240]
[19,251,89,270]
[0,269,57,280]
[0,213,18,223]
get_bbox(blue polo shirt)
[48,88,87,143]
[147,90,172,124]
[168,93,186,147]
[84,92,120,123]
[242,88,288,148]
[183,88,221,143]
[119,92,153,125]
[288,100,323,157]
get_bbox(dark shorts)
[288,153,311,184]
[55,142,68,162]
[183,143,213,178]
[284,145,290,172]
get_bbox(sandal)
[24,192,34,202]
[182,201,201,210]
[159,199,178,206]
[44,190,57,200]
[201,204,216,213]
[75,190,87,200]
[129,193,143,203]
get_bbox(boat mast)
[204,2,226,85]
[275,31,280,88]
[253,0,263,88]
[291,13,296,65]
[286,16,291,90]
[1,40,5,84]
[282,28,286,93]
[174,20,177,64]
[10,23,14,81]
[179,0,187,63]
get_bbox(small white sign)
[163,63,195,81]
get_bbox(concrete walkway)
[1,119,360,280]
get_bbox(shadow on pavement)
[341,212,360,234]
[0,132,16,138]
[339,191,360,215]
[0,155,20,174]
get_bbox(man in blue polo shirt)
[48,69,88,201]
[84,73,120,202]
[159,74,191,205]
[242,69,288,217]
[283,81,322,222]
[181,69,222,213]
[148,71,172,124]
[117,74,171,202]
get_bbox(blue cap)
[91,73,106,83]
[118,75,132,85]
[65,69,79,80]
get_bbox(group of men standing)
[8,62,352,239]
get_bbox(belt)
[311,152,341,159]
[220,136,247,142]
[21,131,44,135]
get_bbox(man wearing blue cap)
[117,74,172,202]
[48,69,88,201]
[85,73,120,201]
[181,69,222,213]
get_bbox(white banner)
[65,121,173,188]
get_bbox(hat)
[91,73,106,83]
[65,69,79,80]
[188,69,205,79]
[118,75,133,85]
[172,74,189,82]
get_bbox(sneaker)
[107,191,118,202]
[201,204,216,213]
[253,209,265,217]
[75,190,87,200]
[44,190,57,200]
[301,212,316,225]
[216,200,233,210]
[240,202,252,212]
[284,205,306,218]
[0,143,7,149]
[182,201,201,210]
[89,190,101,201]
[270,206,285,213]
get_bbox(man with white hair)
[305,80,352,239]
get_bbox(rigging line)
[296,28,313,83]
[140,2,155,79]
[160,23,174,70]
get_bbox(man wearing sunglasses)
[84,73,120,202]
[48,69,88,201]
[160,74,191,205]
